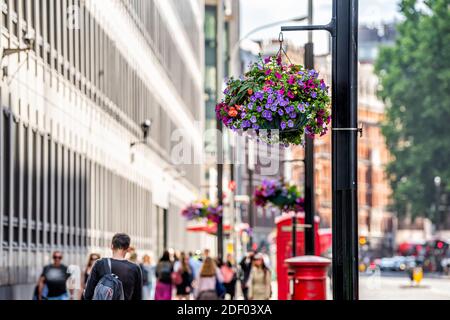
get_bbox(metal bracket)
[281,18,337,37]
[332,125,363,138]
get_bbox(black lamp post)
[281,158,305,257]
[282,0,360,300]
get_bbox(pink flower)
[275,72,282,79]
[288,76,295,85]
[287,91,295,99]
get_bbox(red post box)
[275,213,320,300]
[285,255,331,300]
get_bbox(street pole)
[163,208,168,250]
[282,0,360,300]
[330,0,359,300]
[247,165,254,250]
[304,0,316,256]
[216,0,225,260]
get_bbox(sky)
[240,0,403,54]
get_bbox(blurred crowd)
[34,233,272,301]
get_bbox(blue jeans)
[46,293,70,300]
[143,283,154,300]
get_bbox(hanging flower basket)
[181,199,223,224]
[216,54,331,146]
[254,179,304,213]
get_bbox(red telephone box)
[275,213,320,300]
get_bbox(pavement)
[360,272,450,300]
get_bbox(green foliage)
[375,0,450,221]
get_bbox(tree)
[375,0,450,223]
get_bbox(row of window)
[0,109,153,253]
[1,0,201,150]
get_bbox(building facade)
[0,0,209,299]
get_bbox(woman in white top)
[194,257,224,300]
[248,253,272,300]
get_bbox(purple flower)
[275,72,282,80]
[264,56,271,64]
[288,120,294,128]
[255,91,264,101]
[265,69,272,76]
[248,102,254,110]
[289,112,297,119]
[262,110,273,121]
[311,91,317,99]
[257,106,263,113]
[242,120,251,128]
[252,124,260,130]
[286,106,295,113]
[250,95,257,102]
[279,99,289,107]
[281,121,287,130]
[278,109,284,116]
[287,91,295,99]
[250,116,257,123]
[241,112,247,119]
[270,105,278,112]
[298,103,305,113]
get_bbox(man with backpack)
[83,233,143,300]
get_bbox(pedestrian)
[83,233,143,300]
[129,252,138,263]
[140,255,155,300]
[194,257,224,300]
[247,253,272,300]
[221,254,237,300]
[239,251,255,300]
[188,252,202,279]
[82,253,101,288]
[154,251,174,300]
[37,251,70,300]
[175,252,194,300]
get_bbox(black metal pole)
[163,208,168,250]
[247,166,254,250]
[292,214,297,257]
[304,0,316,256]
[281,0,360,301]
[217,160,224,259]
[331,0,359,300]
[216,1,224,261]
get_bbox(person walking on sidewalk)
[154,251,174,300]
[175,252,194,300]
[141,255,156,300]
[221,254,237,300]
[38,251,70,300]
[239,251,254,300]
[83,233,143,300]
[194,257,224,300]
[248,253,272,300]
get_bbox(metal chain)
[277,32,293,65]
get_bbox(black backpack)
[92,259,124,300]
